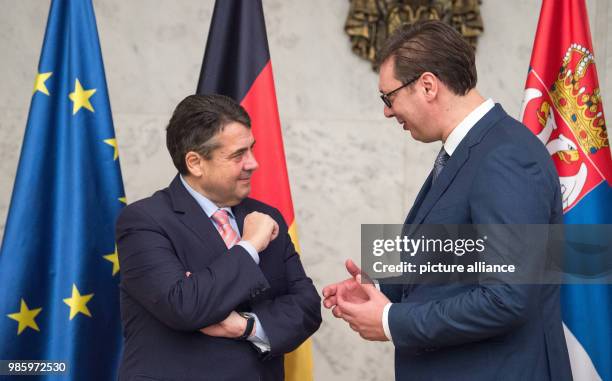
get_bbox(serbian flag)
[196,0,314,380]
[520,0,612,380]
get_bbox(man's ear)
[184,151,203,177]
[421,72,438,99]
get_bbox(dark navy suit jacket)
[381,105,573,381]
[115,176,321,381]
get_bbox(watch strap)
[238,312,255,340]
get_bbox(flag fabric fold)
[0,0,126,379]
[197,1,312,379]
[520,1,612,380]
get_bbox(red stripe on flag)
[241,61,295,225]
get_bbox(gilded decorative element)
[345,0,483,69]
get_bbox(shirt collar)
[443,98,494,156]
[179,175,235,219]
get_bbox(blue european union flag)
[0,0,125,379]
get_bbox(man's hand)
[190,270,254,340]
[242,212,279,252]
[337,274,390,341]
[200,311,254,338]
[322,259,369,318]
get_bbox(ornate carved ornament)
[345,0,483,70]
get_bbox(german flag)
[197,1,313,380]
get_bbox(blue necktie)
[432,147,450,184]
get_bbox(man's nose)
[244,150,258,171]
[383,105,394,118]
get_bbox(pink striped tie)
[211,209,239,248]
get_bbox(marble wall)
[0,1,610,380]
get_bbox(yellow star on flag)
[68,78,96,115]
[7,299,42,335]
[103,245,120,276]
[119,196,127,204]
[33,72,52,96]
[63,284,94,320]
[103,138,119,160]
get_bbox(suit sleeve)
[250,209,322,356]
[116,205,270,331]
[388,143,557,351]
[380,283,404,303]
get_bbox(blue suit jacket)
[381,105,572,381]
[115,176,321,381]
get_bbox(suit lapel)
[168,175,228,253]
[404,172,433,225]
[408,104,507,225]
[411,146,470,224]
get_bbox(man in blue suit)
[116,94,321,380]
[323,20,572,380]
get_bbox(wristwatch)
[237,312,255,340]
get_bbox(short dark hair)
[377,20,477,95]
[166,94,251,174]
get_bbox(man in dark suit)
[323,20,572,380]
[116,94,321,381]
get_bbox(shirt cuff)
[237,240,260,264]
[246,313,270,352]
[382,302,393,342]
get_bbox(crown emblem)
[549,43,608,155]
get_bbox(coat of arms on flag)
[521,42,611,212]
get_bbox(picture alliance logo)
[371,236,488,257]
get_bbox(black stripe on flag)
[197,0,270,102]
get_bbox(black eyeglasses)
[380,74,422,108]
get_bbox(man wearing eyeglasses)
[323,20,571,380]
